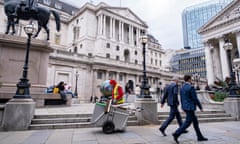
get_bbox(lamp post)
[139,35,151,98]
[223,39,240,97]
[193,73,200,90]
[74,71,79,97]
[14,24,35,98]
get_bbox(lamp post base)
[224,97,240,120]
[134,98,158,125]
[2,98,35,131]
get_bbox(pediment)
[105,7,147,26]
[199,0,240,33]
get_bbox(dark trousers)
[160,106,183,130]
[59,90,67,102]
[174,110,203,138]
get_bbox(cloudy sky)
[60,0,210,49]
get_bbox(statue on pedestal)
[4,0,60,40]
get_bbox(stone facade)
[0,1,181,101]
[199,0,240,85]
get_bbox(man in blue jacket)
[159,77,187,136]
[172,75,208,144]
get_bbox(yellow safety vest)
[113,84,124,104]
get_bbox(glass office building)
[171,48,206,78]
[171,0,233,78]
[182,0,233,49]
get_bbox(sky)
[60,0,210,49]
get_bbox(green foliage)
[213,91,228,102]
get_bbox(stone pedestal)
[0,34,53,94]
[224,97,240,120]
[2,98,35,131]
[134,98,158,125]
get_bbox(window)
[80,44,82,48]
[97,72,102,79]
[135,60,138,64]
[106,43,110,48]
[73,27,80,42]
[55,34,60,44]
[116,45,120,51]
[135,50,138,55]
[74,47,77,53]
[55,2,62,9]
[116,56,119,60]
[88,53,92,57]
[72,11,76,15]
[119,74,123,81]
[43,0,51,5]
[106,53,110,58]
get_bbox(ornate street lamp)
[223,39,240,97]
[74,71,79,97]
[193,73,200,90]
[14,24,36,98]
[139,35,151,98]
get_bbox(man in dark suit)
[172,75,208,144]
[159,77,187,136]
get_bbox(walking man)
[172,75,208,144]
[159,77,187,136]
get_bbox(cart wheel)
[102,121,115,134]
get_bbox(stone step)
[31,117,91,124]
[33,113,92,119]
[158,117,236,124]
[157,110,225,115]
[29,120,139,130]
[158,113,232,119]
[31,115,137,124]
[29,110,235,130]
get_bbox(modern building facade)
[198,0,240,85]
[172,0,233,78]
[182,0,233,49]
[0,0,179,101]
[170,48,206,78]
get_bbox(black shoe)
[172,133,179,144]
[198,137,208,141]
[159,128,167,136]
[183,130,188,133]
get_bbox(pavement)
[0,96,239,144]
[0,120,239,144]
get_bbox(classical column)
[131,26,134,45]
[103,15,106,36]
[105,70,109,80]
[219,38,230,79]
[235,31,240,57]
[204,42,215,85]
[110,17,113,39]
[97,15,100,35]
[99,15,103,35]
[137,28,140,46]
[118,21,121,41]
[212,46,223,80]
[113,18,116,40]
[90,69,95,97]
[121,22,124,42]
[128,25,131,44]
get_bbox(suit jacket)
[161,83,179,106]
[180,82,202,111]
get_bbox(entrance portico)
[199,0,240,85]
